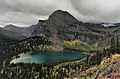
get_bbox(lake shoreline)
[10,51,87,65]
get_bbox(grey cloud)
[0,0,72,27]
[0,0,57,15]
[0,0,120,27]
[70,0,120,23]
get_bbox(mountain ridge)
[1,10,120,48]
[31,10,104,45]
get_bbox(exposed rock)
[2,10,119,48]
[32,10,104,46]
[26,25,37,36]
[97,64,113,79]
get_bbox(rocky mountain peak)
[48,10,79,24]
[4,24,18,29]
[4,24,29,38]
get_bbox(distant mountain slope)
[0,27,26,39]
[0,30,20,55]
[4,24,29,37]
[26,25,37,36]
[4,24,37,38]
[0,32,17,41]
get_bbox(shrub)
[62,40,93,52]
[37,45,54,51]
[111,54,120,61]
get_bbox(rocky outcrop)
[26,25,37,36]
[32,10,104,45]
[95,59,120,79]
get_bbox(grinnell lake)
[11,51,87,64]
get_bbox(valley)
[0,10,120,79]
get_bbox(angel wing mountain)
[31,10,120,47]
[32,10,102,45]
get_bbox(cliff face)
[32,10,105,45]
[47,10,79,25]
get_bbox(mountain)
[0,27,26,39]
[4,24,38,38]
[31,10,120,48]
[26,25,37,36]
[1,10,119,48]
[4,24,29,37]
[0,32,15,40]
[31,10,103,46]
[0,27,20,54]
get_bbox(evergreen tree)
[116,36,120,53]
[110,35,116,54]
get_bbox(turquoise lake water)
[11,51,86,64]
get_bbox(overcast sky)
[0,0,120,27]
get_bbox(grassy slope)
[62,40,102,53]
[76,54,120,79]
